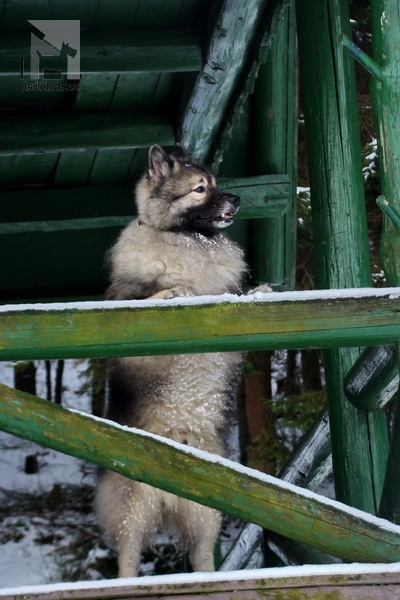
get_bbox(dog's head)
[135,145,240,233]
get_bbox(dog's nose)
[224,193,240,207]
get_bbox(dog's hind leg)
[178,499,222,572]
[99,479,160,578]
[118,530,143,578]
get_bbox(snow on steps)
[2,562,400,600]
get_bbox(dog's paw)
[247,284,273,295]
[163,286,196,299]
[148,287,195,299]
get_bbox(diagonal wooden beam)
[179,0,271,159]
[1,382,400,565]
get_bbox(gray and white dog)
[96,144,264,577]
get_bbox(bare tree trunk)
[54,359,64,405]
[244,351,276,474]
[14,361,39,473]
[301,349,323,391]
[90,358,106,417]
[284,350,301,395]
[45,360,52,401]
[14,361,36,395]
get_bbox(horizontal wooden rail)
[0,112,174,154]
[0,29,203,75]
[1,382,400,565]
[0,175,291,235]
[0,288,399,361]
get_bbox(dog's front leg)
[247,283,273,295]
[148,286,195,299]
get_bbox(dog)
[96,144,263,577]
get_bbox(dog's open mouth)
[215,212,233,222]
[213,210,237,227]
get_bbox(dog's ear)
[148,145,173,180]
[171,143,191,163]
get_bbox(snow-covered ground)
[0,360,98,588]
[0,360,243,588]
[0,360,92,493]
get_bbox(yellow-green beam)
[0,289,400,361]
[1,382,400,564]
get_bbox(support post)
[295,0,388,512]
[370,0,400,522]
[251,0,298,289]
[370,0,400,287]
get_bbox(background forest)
[0,1,389,586]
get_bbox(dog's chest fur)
[109,220,246,297]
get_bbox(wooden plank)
[2,152,58,186]
[2,565,400,600]
[0,289,400,361]
[0,0,98,29]
[133,0,195,28]
[0,112,174,154]
[93,0,141,28]
[0,228,112,297]
[1,383,400,566]
[110,72,160,110]
[0,185,134,222]
[88,149,135,185]
[0,175,291,224]
[74,73,119,111]
[53,149,96,187]
[0,29,202,76]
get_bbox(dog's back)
[96,145,247,577]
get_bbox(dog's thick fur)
[96,145,248,577]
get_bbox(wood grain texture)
[1,291,400,361]
[2,567,400,599]
[1,383,400,566]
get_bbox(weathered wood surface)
[221,409,331,570]
[370,0,400,528]
[0,29,203,76]
[0,175,291,236]
[251,0,298,289]
[180,0,270,158]
[0,112,174,155]
[296,0,389,515]
[2,383,400,565]
[371,1,400,286]
[344,346,399,410]
[2,565,400,600]
[1,288,400,361]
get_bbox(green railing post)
[251,0,298,289]
[379,345,400,523]
[295,0,388,513]
[370,0,400,287]
[370,0,400,522]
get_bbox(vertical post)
[295,0,388,512]
[379,345,400,523]
[370,0,400,287]
[370,0,400,521]
[251,0,298,289]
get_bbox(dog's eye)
[194,186,206,194]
